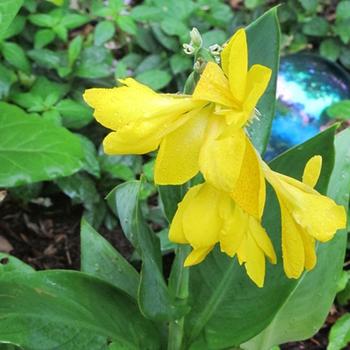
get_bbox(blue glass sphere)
[265,54,350,160]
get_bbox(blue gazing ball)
[265,54,350,160]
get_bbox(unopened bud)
[190,27,202,49]
[209,44,222,56]
[183,43,195,55]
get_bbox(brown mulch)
[0,190,347,349]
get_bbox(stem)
[167,245,191,350]
[187,260,236,344]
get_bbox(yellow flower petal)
[244,233,266,288]
[84,79,204,155]
[243,64,272,114]
[230,136,266,219]
[154,107,211,185]
[184,246,213,267]
[168,185,202,244]
[299,230,316,271]
[302,155,322,188]
[280,201,305,279]
[193,62,235,107]
[248,216,276,264]
[228,30,248,102]
[221,28,248,101]
[219,198,247,257]
[182,183,222,247]
[103,130,160,154]
[199,121,247,194]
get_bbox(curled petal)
[302,155,322,188]
[184,247,213,267]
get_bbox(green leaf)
[55,98,93,129]
[242,128,350,350]
[302,17,329,36]
[131,6,162,21]
[320,39,341,61]
[160,18,188,38]
[0,102,83,187]
[136,69,172,90]
[117,15,137,35]
[2,15,25,40]
[0,0,23,39]
[327,100,350,120]
[0,62,16,99]
[61,13,90,29]
[75,47,112,79]
[202,29,227,47]
[159,184,187,222]
[68,35,83,67]
[184,126,338,349]
[336,1,350,21]
[94,20,115,46]
[1,42,31,74]
[80,218,139,299]
[170,53,192,74]
[151,24,179,51]
[78,135,100,178]
[299,0,318,13]
[28,48,64,69]
[34,28,56,48]
[0,252,34,276]
[0,270,160,349]
[327,313,350,350]
[28,13,54,27]
[107,181,186,321]
[244,0,264,9]
[334,19,350,44]
[56,172,99,210]
[246,8,280,154]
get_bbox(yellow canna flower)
[83,28,271,199]
[263,156,346,279]
[191,28,271,219]
[169,182,276,287]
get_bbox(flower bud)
[190,27,202,49]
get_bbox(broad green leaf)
[327,100,350,121]
[135,54,163,74]
[28,13,54,27]
[0,102,83,187]
[170,54,192,75]
[336,1,350,21]
[160,18,188,38]
[80,218,139,299]
[131,6,162,21]
[242,128,350,349]
[1,42,31,74]
[320,39,341,62]
[202,29,227,47]
[184,126,337,349]
[136,69,172,90]
[0,0,23,39]
[302,17,329,36]
[117,15,137,35]
[151,24,178,51]
[27,48,64,69]
[34,28,56,48]
[0,253,34,276]
[159,184,188,222]
[61,13,90,29]
[328,313,350,350]
[75,47,112,79]
[0,270,160,349]
[94,20,115,46]
[0,62,16,99]
[78,135,100,177]
[2,15,25,40]
[68,35,83,66]
[107,181,186,321]
[56,172,99,211]
[246,8,280,154]
[55,98,93,129]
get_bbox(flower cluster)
[84,29,346,287]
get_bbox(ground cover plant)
[0,1,350,349]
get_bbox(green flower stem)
[187,260,236,345]
[167,245,191,350]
